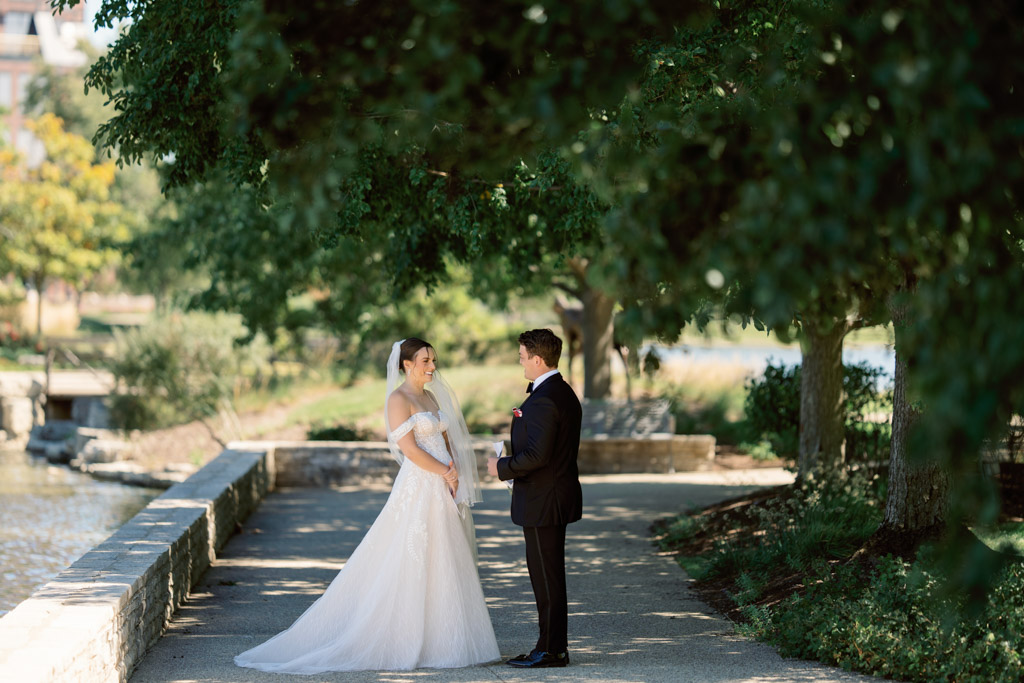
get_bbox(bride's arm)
[439,430,460,496]
[430,394,461,495]
[426,392,460,476]
[387,394,455,477]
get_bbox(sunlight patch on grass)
[973,522,1024,555]
[677,555,713,581]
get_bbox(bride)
[235,338,500,673]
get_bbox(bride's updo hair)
[397,337,433,374]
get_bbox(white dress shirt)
[531,369,561,392]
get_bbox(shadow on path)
[130,471,877,683]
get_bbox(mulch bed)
[652,474,1024,624]
[651,484,811,623]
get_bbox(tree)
[62,0,691,395]
[600,0,1024,548]
[24,47,108,144]
[25,46,183,309]
[65,0,700,198]
[585,0,888,480]
[108,311,271,444]
[0,114,126,335]
[335,144,622,395]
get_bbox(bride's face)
[404,347,437,385]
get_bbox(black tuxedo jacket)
[496,373,583,527]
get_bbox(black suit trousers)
[523,524,568,653]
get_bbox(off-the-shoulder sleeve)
[388,416,415,443]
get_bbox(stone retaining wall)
[578,434,716,474]
[264,440,400,487]
[0,447,274,683]
[241,436,716,486]
[238,440,503,487]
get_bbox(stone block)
[44,439,73,463]
[73,426,118,454]
[577,434,716,474]
[271,441,400,487]
[73,396,110,429]
[77,438,134,464]
[1,396,36,436]
[581,398,675,437]
[37,419,78,441]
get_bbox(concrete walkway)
[130,470,874,682]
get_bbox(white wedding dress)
[234,410,500,673]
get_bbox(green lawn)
[675,322,894,348]
[0,359,40,371]
[974,522,1024,555]
[286,363,531,436]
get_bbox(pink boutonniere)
[512,407,523,418]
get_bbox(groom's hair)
[519,329,562,368]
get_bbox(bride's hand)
[442,462,459,498]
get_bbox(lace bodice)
[388,411,451,465]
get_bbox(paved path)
[131,470,874,682]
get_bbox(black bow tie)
[526,382,534,394]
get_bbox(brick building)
[0,0,88,151]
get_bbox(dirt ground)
[710,445,787,471]
[128,387,337,471]
[650,485,806,623]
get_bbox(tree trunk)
[861,276,949,558]
[34,275,44,338]
[798,319,848,481]
[581,287,615,399]
[617,344,632,401]
[881,287,949,533]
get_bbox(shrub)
[745,556,1024,682]
[701,471,884,581]
[743,362,801,458]
[743,360,893,464]
[306,424,372,441]
[108,312,271,437]
[842,363,892,465]
[656,381,748,444]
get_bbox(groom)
[487,328,583,668]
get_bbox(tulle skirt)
[234,461,500,674]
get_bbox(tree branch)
[196,415,228,448]
[552,279,583,298]
[566,256,590,284]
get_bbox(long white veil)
[384,340,409,466]
[384,340,482,508]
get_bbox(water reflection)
[0,449,159,617]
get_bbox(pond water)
[0,450,159,617]
[653,343,896,385]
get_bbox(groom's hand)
[487,455,499,477]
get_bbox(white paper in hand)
[492,441,514,490]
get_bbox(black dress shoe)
[506,650,569,668]
[506,651,537,663]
